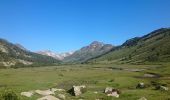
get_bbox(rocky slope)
[63,41,114,63]
[0,39,60,68]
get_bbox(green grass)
[0,64,170,100]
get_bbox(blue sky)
[0,0,170,52]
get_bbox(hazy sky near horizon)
[0,0,170,52]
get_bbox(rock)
[35,89,55,96]
[37,95,60,100]
[94,91,98,94]
[104,87,120,98]
[143,73,160,78]
[144,74,156,78]
[105,87,113,93]
[138,97,147,100]
[136,83,145,89]
[160,86,168,91]
[58,94,65,100]
[69,85,86,96]
[107,91,119,98]
[21,91,34,97]
[51,88,65,92]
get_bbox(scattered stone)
[104,87,120,98]
[144,74,156,78]
[68,85,86,96]
[138,97,147,100]
[105,87,113,93]
[37,95,60,100]
[160,86,169,91]
[156,85,169,91]
[136,82,145,89]
[94,91,98,94]
[143,73,160,78]
[21,91,34,97]
[58,94,65,100]
[35,89,55,96]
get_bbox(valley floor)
[0,63,170,100]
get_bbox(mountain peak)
[89,41,105,48]
[64,41,113,63]
[90,41,104,45]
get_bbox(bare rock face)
[63,41,113,63]
[104,87,120,98]
[68,85,86,96]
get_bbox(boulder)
[105,87,113,93]
[107,91,119,98]
[160,86,169,91]
[21,91,34,97]
[37,95,60,100]
[35,89,55,96]
[136,83,145,89]
[138,97,147,100]
[156,85,169,91]
[58,94,65,100]
[104,87,120,98]
[68,85,86,96]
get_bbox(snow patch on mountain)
[36,50,74,60]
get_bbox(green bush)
[0,89,19,100]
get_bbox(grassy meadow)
[0,63,170,100]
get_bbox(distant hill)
[86,28,170,64]
[0,39,60,68]
[63,41,114,63]
[36,50,74,60]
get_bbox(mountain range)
[86,28,170,64]
[36,50,74,60]
[36,41,113,63]
[63,41,113,63]
[0,27,170,68]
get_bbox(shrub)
[0,89,19,100]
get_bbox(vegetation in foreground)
[0,63,169,100]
